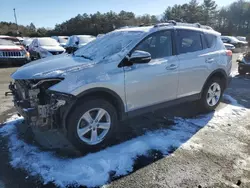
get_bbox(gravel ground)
[0,54,250,188]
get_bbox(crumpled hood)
[41,45,65,52]
[11,54,96,80]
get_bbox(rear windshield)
[38,38,59,46]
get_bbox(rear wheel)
[238,66,246,75]
[199,77,224,112]
[36,53,41,59]
[67,98,118,152]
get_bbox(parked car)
[22,38,33,51]
[29,37,65,60]
[0,39,30,65]
[236,36,247,42]
[16,37,24,43]
[9,22,232,151]
[237,52,250,75]
[65,35,96,53]
[51,36,69,48]
[224,43,235,51]
[221,36,248,48]
[97,34,105,38]
[0,36,22,46]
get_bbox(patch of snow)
[0,95,249,188]
[231,70,238,77]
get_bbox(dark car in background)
[0,39,30,65]
[65,35,96,53]
[237,52,250,75]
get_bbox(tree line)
[0,0,250,39]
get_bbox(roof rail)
[153,21,214,30]
[139,23,153,27]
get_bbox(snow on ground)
[0,95,249,188]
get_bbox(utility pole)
[13,8,19,35]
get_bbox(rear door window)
[177,30,203,54]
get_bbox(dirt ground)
[0,54,250,188]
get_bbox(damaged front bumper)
[7,80,78,150]
[8,80,76,131]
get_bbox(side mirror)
[129,50,151,64]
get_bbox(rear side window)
[177,30,202,54]
[204,33,217,48]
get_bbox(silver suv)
[9,22,232,151]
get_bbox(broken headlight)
[31,78,64,89]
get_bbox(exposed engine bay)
[9,79,75,130]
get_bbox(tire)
[199,77,224,112]
[238,67,246,75]
[37,53,41,59]
[67,98,118,152]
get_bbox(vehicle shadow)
[226,74,250,109]
[0,64,22,68]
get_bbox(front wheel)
[67,98,118,152]
[199,77,224,112]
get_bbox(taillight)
[226,50,232,56]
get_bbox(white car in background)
[22,38,33,51]
[51,36,69,48]
[223,43,235,52]
[236,36,247,42]
[29,37,65,60]
[221,36,248,48]
[65,35,96,53]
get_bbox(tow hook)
[6,81,15,96]
[50,99,66,111]
[5,91,13,96]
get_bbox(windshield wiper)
[76,55,93,61]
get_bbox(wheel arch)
[62,87,126,130]
[202,69,228,93]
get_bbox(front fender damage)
[9,80,78,151]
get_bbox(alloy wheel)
[77,108,111,145]
[206,82,221,107]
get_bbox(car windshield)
[38,38,59,46]
[78,36,96,44]
[58,37,68,43]
[74,31,145,60]
[0,39,15,45]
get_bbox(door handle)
[206,58,215,63]
[166,64,178,70]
